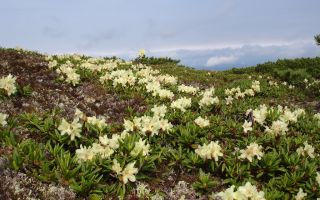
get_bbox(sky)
[1,0,320,70]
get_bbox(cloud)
[206,55,237,67]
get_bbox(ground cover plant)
[0,47,320,200]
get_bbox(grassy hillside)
[0,48,320,199]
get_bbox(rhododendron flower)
[87,116,107,130]
[130,138,150,157]
[0,112,8,127]
[195,141,223,161]
[151,105,167,118]
[0,74,17,96]
[242,120,252,133]
[296,142,315,158]
[194,116,210,128]
[75,145,95,162]
[58,118,82,141]
[265,120,288,135]
[170,97,192,112]
[295,188,307,200]
[239,143,263,162]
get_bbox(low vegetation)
[0,47,320,199]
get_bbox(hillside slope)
[0,48,320,199]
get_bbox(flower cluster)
[238,142,264,162]
[225,80,260,101]
[130,138,150,157]
[194,116,210,128]
[195,141,223,161]
[58,118,82,141]
[56,64,80,86]
[170,97,192,112]
[215,182,265,200]
[112,160,138,184]
[76,133,122,162]
[177,84,199,95]
[0,112,8,127]
[0,74,17,96]
[199,87,219,108]
[246,105,305,136]
[123,106,172,137]
[296,142,315,158]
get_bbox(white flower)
[225,96,233,105]
[130,138,150,157]
[0,74,17,96]
[251,80,261,92]
[296,142,315,158]
[170,97,192,112]
[75,145,95,162]
[242,120,252,133]
[252,105,268,125]
[177,84,199,95]
[87,116,107,130]
[99,134,120,150]
[266,120,288,136]
[0,112,8,127]
[111,159,122,175]
[237,182,265,199]
[199,96,219,107]
[194,116,210,128]
[74,108,85,121]
[151,105,167,118]
[58,118,82,141]
[195,141,223,161]
[121,162,138,184]
[239,143,264,162]
[295,188,307,200]
[216,185,237,200]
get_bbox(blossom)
[251,104,268,125]
[225,96,233,105]
[251,80,261,92]
[121,162,139,184]
[99,134,120,150]
[215,182,265,200]
[0,112,8,127]
[242,120,252,133]
[239,143,264,162]
[216,185,237,200]
[195,141,223,161]
[177,84,199,95]
[194,116,210,128]
[130,138,150,157]
[75,145,95,162]
[237,182,265,199]
[0,74,17,96]
[266,120,288,136]
[111,159,122,175]
[296,142,315,158]
[87,116,107,130]
[170,97,192,112]
[295,188,307,200]
[199,96,219,107]
[58,118,82,141]
[151,105,167,118]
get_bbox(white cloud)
[206,55,237,66]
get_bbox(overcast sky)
[1,0,320,69]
